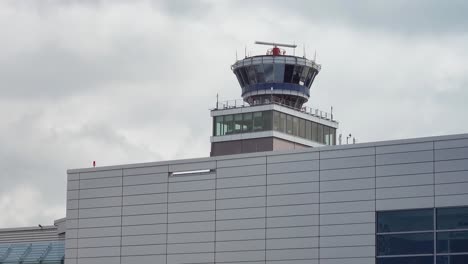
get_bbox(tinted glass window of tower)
[376,206,468,264]
[213,111,336,145]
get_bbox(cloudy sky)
[1,0,467,227]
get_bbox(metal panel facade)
[65,134,468,264]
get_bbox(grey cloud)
[238,0,468,35]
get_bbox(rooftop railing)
[213,99,337,123]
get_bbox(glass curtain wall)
[376,206,468,264]
[214,111,337,145]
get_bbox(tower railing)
[213,99,336,122]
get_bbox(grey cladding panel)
[168,231,214,243]
[121,244,166,256]
[78,216,121,228]
[167,253,214,264]
[169,179,215,192]
[121,255,166,264]
[320,212,374,225]
[79,187,122,199]
[266,226,319,238]
[377,162,433,176]
[217,207,265,220]
[320,178,374,192]
[267,152,318,163]
[217,186,265,199]
[320,200,375,214]
[320,223,374,236]
[121,234,166,246]
[266,237,318,249]
[80,169,122,180]
[376,185,434,199]
[377,173,434,188]
[320,246,375,258]
[267,193,319,206]
[216,229,265,241]
[122,224,166,236]
[267,182,318,195]
[267,160,319,174]
[123,203,167,216]
[79,197,122,209]
[436,147,468,161]
[216,218,265,231]
[169,172,215,182]
[267,171,319,184]
[122,214,167,226]
[123,165,168,176]
[168,221,215,233]
[167,242,214,254]
[168,211,215,223]
[216,251,265,262]
[216,240,265,252]
[78,246,121,258]
[435,182,468,195]
[79,207,121,218]
[320,155,375,170]
[376,150,433,165]
[123,183,167,195]
[435,138,468,149]
[78,227,121,238]
[267,214,319,228]
[77,237,121,248]
[436,159,468,172]
[169,160,216,172]
[123,173,167,185]
[217,156,266,167]
[122,193,167,206]
[79,177,122,189]
[320,167,375,181]
[217,175,265,189]
[266,204,318,217]
[376,196,434,210]
[217,164,266,178]
[169,190,215,202]
[320,189,375,203]
[168,200,215,213]
[436,171,468,184]
[376,142,433,154]
[216,197,265,210]
[266,248,318,261]
[320,235,375,247]
[436,194,468,207]
[320,147,375,159]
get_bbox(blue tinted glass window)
[300,67,310,85]
[437,255,468,264]
[377,233,434,256]
[377,256,434,264]
[292,65,303,84]
[247,66,257,84]
[283,64,294,83]
[274,64,285,82]
[264,64,274,82]
[305,68,314,87]
[234,69,245,87]
[377,209,433,232]
[437,207,468,230]
[254,64,265,83]
[239,67,249,86]
[437,231,468,253]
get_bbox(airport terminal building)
[1,42,467,264]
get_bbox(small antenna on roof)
[314,50,317,61]
[235,50,238,61]
[244,45,247,58]
[303,44,306,58]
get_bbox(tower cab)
[210,41,338,156]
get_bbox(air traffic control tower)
[211,41,339,156]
